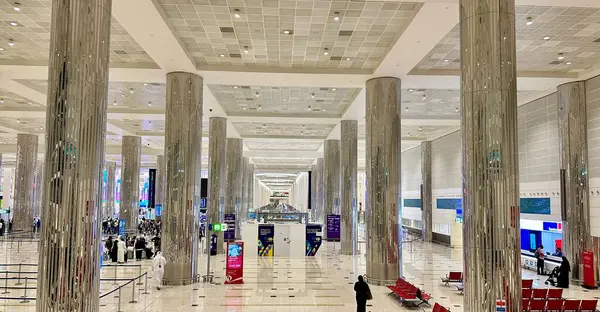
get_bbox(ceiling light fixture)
[0,98,3,103]
[113,101,117,106]
[444,59,449,62]
[129,88,134,94]
[283,30,291,34]
[142,83,148,86]
[148,101,152,107]
[257,104,262,110]
[345,57,351,61]
[323,48,329,55]
[455,107,459,112]
[526,16,533,25]
[13,2,20,11]
[311,93,315,99]
[0,48,4,51]
[233,85,238,88]
[8,39,14,47]
[16,119,20,123]
[332,88,337,91]
[234,9,241,18]
[9,22,18,26]
[220,54,225,57]
[333,12,340,21]
[408,89,414,92]
[244,46,249,53]
[419,127,423,131]
[558,53,564,60]
[307,105,312,111]
[566,61,572,65]
[405,107,409,112]
[254,92,260,97]
[543,36,551,40]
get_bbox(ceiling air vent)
[549,61,562,65]
[245,98,254,101]
[114,50,128,55]
[316,100,324,103]
[330,56,342,61]
[416,89,426,92]
[319,88,329,91]
[229,54,241,58]
[241,86,251,89]
[220,27,235,33]
[338,30,353,36]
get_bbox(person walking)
[117,237,127,264]
[536,244,545,275]
[354,275,371,312]
[152,251,166,290]
[557,256,571,288]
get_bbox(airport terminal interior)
[4,0,600,311]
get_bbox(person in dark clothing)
[354,275,371,312]
[557,256,571,288]
[536,244,545,275]
[135,237,145,261]
[105,236,113,255]
[110,241,119,263]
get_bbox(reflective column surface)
[310,164,317,222]
[324,139,340,240]
[37,0,112,310]
[557,81,591,280]
[460,0,521,310]
[341,120,358,255]
[421,141,432,242]
[225,138,243,241]
[208,117,227,253]
[365,77,401,285]
[156,155,166,209]
[316,158,324,224]
[104,161,117,219]
[161,72,203,285]
[120,136,141,234]
[241,157,250,222]
[34,159,45,219]
[13,133,38,233]
[247,162,254,219]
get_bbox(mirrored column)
[460,0,521,310]
[156,155,166,210]
[365,77,401,285]
[324,139,340,240]
[316,157,324,224]
[557,81,591,280]
[34,159,45,220]
[104,161,116,219]
[246,162,254,220]
[421,141,432,242]
[341,120,358,255]
[208,117,227,253]
[37,0,111,309]
[225,138,243,240]
[13,133,38,233]
[121,136,141,234]
[310,163,317,222]
[241,157,249,222]
[161,72,203,285]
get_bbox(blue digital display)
[520,198,551,215]
[403,198,421,208]
[155,205,162,217]
[200,198,207,209]
[436,198,462,210]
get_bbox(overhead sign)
[148,169,156,208]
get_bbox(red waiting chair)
[562,299,581,311]
[547,288,562,299]
[532,288,548,299]
[522,288,533,299]
[545,299,564,312]
[432,302,449,312]
[522,279,534,289]
[522,299,530,311]
[528,299,547,312]
[580,299,598,312]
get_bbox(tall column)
[324,140,340,240]
[421,141,432,242]
[247,162,254,216]
[310,163,317,222]
[156,155,166,209]
[557,81,591,280]
[208,117,227,253]
[241,157,249,222]
[161,72,203,285]
[121,136,141,234]
[225,138,243,240]
[316,158,324,224]
[104,161,116,219]
[365,77,401,285]
[34,159,45,219]
[36,0,111,309]
[12,134,38,233]
[341,120,358,255]
[460,0,521,310]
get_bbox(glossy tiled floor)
[2,237,600,311]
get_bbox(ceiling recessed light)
[244,46,249,53]
[13,2,20,11]
[307,105,312,111]
[345,57,351,61]
[0,48,4,51]
[566,61,572,65]
[543,36,551,40]
[242,107,247,110]
[142,83,148,86]
[16,119,20,123]
[233,85,238,89]
[8,39,14,47]
[0,98,3,103]
[283,30,291,34]
[255,92,259,97]
[257,105,262,110]
[220,54,225,57]
[233,9,240,18]
[113,101,117,106]
[283,99,287,102]
[333,12,340,21]
[405,107,409,111]
[332,88,337,91]
[455,107,459,112]
[419,127,423,131]
[9,22,18,26]
[323,48,329,55]
[408,89,414,92]
[526,16,533,26]
[322,109,326,112]
[148,101,152,107]
[444,59,449,62]
[129,88,134,94]
[558,53,565,60]
[311,93,315,99]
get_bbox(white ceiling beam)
[112,0,195,73]
[244,150,321,159]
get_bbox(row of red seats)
[522,299,597,311]
[386,277,432,307]
[523,288,563,300]
[432,302,450,312]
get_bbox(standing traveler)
[117,237,127,263]
[354,275,372,312]
[152,251,166,290]
[557,256,571,288]
[536,244,545,275]
[0,219,4,236]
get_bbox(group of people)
[536,244,570,288]
[138,218,161,237]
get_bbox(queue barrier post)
[142,273,150,295]
[1,272,9,294]
[136,266,143,285]
[15,263,22,285]
[117,287,123,312]
[19,277,29,303]
[129,278,138,303]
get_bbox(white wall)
[431,131,462,235]
[518,93,561,222]
[254,178,271,209]
[587,75,600,236]
[289,172,309,212]
[400,145,422,224]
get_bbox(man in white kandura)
[153,251,166,290]
[117,237,127,263]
